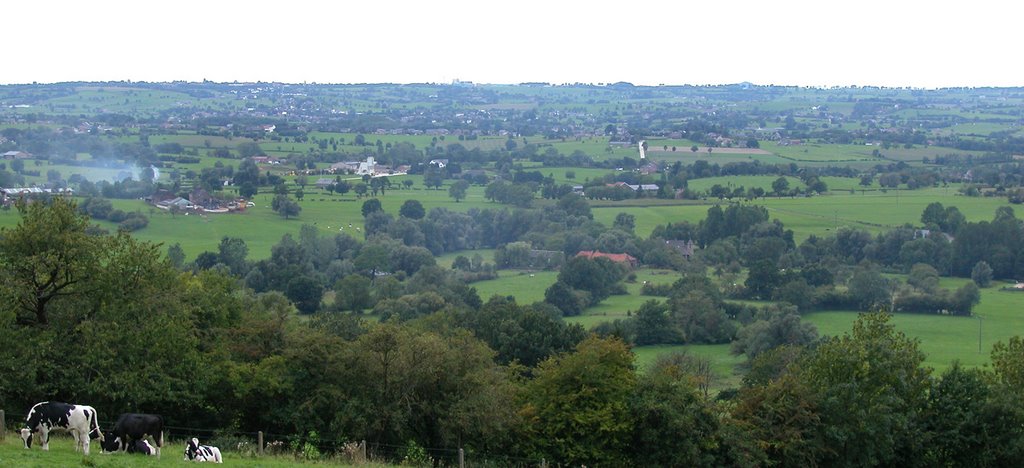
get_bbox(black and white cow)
[101,413,164,457]
[20,401,104,455]
[184,437,223,463]
[127,439,157,456]
[105,437,157,456]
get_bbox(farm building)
[2,150,32,159]
[575,250,639,269]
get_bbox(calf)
[20,401,104,455]
[184,437,223,463]
[101,413,164,457]
[128,439,157,456]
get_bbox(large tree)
[521,336,636,466]
[271,194,301,219]
[797,312,931,466]
[448,179,470,202]
[0,198,105,325]
[399,199,425,220]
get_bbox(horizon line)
[1,79,1023,91]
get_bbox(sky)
[5,0,1020,88]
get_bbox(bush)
[119,214,149,231]
[209,433,255,457]
[108,209,128,222]
[640,282,674,296]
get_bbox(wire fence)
[3,408,547,466]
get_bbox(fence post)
[541,457,547,468]
[458,447,465,468]
[258,431,264,456]
[0,410,5,441]
[361,439,367,463]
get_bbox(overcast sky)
[5,0,1019,88]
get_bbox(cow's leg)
[150,433,162,458]
[40,428,49,451]
[72,430,80,452]
[81,432,91,456]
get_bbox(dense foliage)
[0,199,1020,465]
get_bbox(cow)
[102,434,159,456]
[127,439,157,456]
[184,437,223,463]
[20,401,104,455]
[101,413,164,457]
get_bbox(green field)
[0,435,381,467]
[472,270,559,304]
[807,280,1024,373]
[685,175,806,194]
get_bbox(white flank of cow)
[184,437,223,463]
[21,401,104,455]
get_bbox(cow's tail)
[157,417,165,448]
[89,409,103,441]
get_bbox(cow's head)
[20,428,32,448]
[101,433,124,453]
[184,437,199,460]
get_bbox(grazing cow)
[184,437,223,463]
[20,401,104,455]
[101,413,165,457]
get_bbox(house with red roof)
[575,250,638,268]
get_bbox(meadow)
[0,435,382,467]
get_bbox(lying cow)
[184,437,223,463]
[101,413,164,457]
[128,439,157,456]
[20,401,104,455]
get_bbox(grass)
[761,142,882,163]
[632,344,745,389]
[0,182,498,261]
[0,435,381,467]
[685,175,806,194]
[806,280,1024,374]
[434,249,496,269]
[471,270,559,304]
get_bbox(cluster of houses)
[1,186,74,206]
[573,241,697,268]
[571,182,661,196]
[326,156,409,177]
[148,188,252,214]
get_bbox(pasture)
[0,435,384,467]
[807,279,1024,374]
[684,175,806,194]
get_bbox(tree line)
[3,198,1024,465]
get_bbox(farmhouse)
[639,161,660,175]
[575,250,639,268]
[330,161,359,173]
[2,150,32,159]
[527,249,566,269]
[157,197,195,211]
[189,188,219,210]
[315,178,335,189]
[250,156,281,164]
[664,239,698,259]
